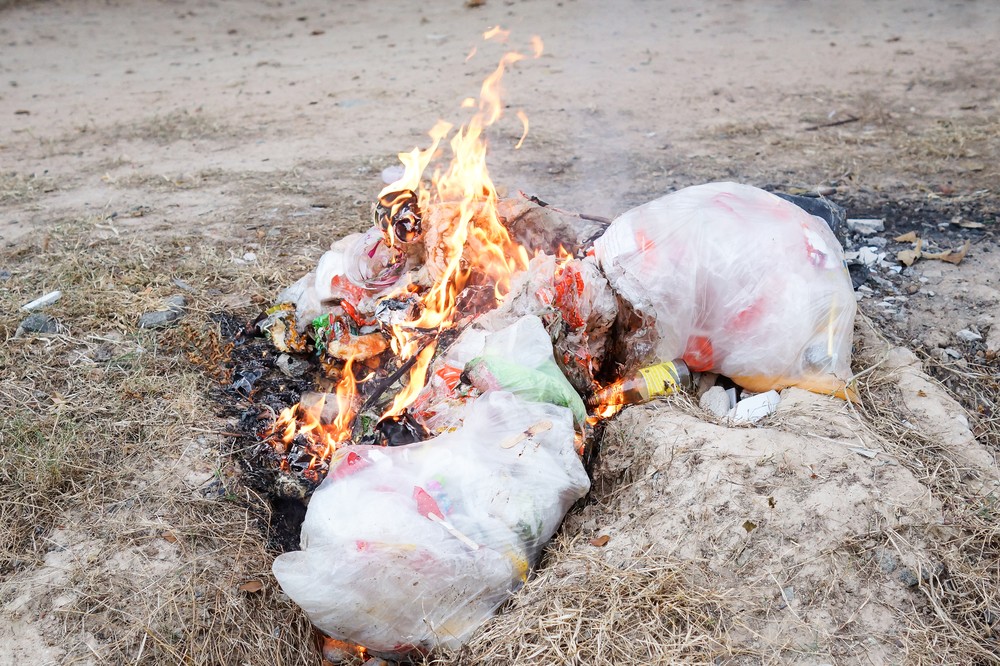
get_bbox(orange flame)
[514,110,529,149]
[483,26,510,43]
[530,35,544,58]
[270,31,537,454]
[378,34,533,420]
[270,359,358,466]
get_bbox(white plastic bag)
[272,391,590,657]
[594,182,856,397]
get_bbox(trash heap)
[262,177,857,659]
[247,24,855,664]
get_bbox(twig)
[360,336,437,412]
[804,115,860,131]
[518,190,612,224]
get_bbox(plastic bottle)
[585,359,692,408]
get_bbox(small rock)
[172,277,195,292]
[986,326,1000,355]
[856,247,881,266]
[847,218,885,235]
[696,371,718,397]
[15,313,61,337]
[943,348,962,359]
[0,269,11,281]
[897,568,920,587]
[956,328,982,343]
[699,386,730,419]
[138,310,183,329]
[138,295,187,329]
[876,549,898,574]
[242,251,257,262]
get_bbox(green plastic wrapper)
[465,354,587,425]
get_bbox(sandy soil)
[1,0,998,664]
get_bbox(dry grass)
[434,536,730,666]
[849,322,1000,663]
[0,214,320,664]
[112,110,243,146]
[0,171,55,204]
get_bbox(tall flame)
[377,34,534,420]
[269,31,540,459]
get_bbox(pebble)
[14,312,61,337]
[847,218,885,235]
[987,326,1000,355]
[172,277,196,292]
[956,328,982,343]
[897,568,920,587]
[876,549,898,574]
[138,295,187,329]
[856,247,882,266]
[699,386,730,419]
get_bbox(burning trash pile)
[236,31,857,662]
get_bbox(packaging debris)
[256,181,865,658]
[21,289,62,312]
[728,389,781,424]
[594,182,857,399]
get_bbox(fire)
[268,30,542,462]
[376,35,536,419]
[271,358,358,470]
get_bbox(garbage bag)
[594,182,855,398]
[272,391,590,657]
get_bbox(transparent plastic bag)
[594,182,856,397]
[272,392,590,657]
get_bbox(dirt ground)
[1,0,998,664]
